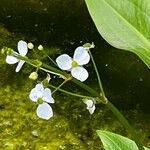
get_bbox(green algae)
[0,82,150,149]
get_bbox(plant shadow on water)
[0,0,150,149]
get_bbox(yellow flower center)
[71,60,78,68]
[37,98,43,104]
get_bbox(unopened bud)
[7,48,14,55]
[1,47,7,55]
[42,74,51,87]
[29,72,38,80]
[34,60,42,67]
[28,43,34,49]
[38,45,43,51]
[83,42,95,49]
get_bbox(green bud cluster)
[1,47,14,55]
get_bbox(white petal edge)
[71,66,89,82]
[29,88,39,102]
[36,103,53,120]
[43,88,54,103]
[35,84,44,93]
[15,60,25,72]
[18,40,28,56]
[56,54,72,70]
[73,46,90,65]
[88,105,95,115]
[84,99,94,108]
[6,55,18,64]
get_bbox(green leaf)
[85,0,150,68]
[97,130,150,150]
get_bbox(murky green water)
[0,0,150,149]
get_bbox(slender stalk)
[89,50,105,96]
[107,102,144,150]
[40,67,62,77]
[51,79,69,95]
[14,54,144,150]
[49,84,92,99]
[15,54,65,78]
[42,50,57,66]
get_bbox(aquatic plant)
[84,0,150,149]
[1,0,150,148]
[2,40,148,150]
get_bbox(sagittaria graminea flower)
[29,83,54,120]
[6,40,28,72]
[56,46,90,82]
[84,99,96,114]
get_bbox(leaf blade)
[97,130,150,150]
[85,0,150,68]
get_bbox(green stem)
[15,54,65,78]
[42,50,58,66]
[51,79,69,95]
[107,102,144,150]
[49,84,92,99]
[89,50,105,97]
[14,54,143,150]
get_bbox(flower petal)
[29,88,39,102]
[35,84,44,93]
[6,55,18,64]
[71,66,89,82]
[88,105,95,114]
[73,46,90,65]
[43,88,54,103]
[84,99,95,114]
[84,99,94,108]
[15,60,25,72]
[56,54,72,70]
[18,40,28,56]
[36,103,53,120]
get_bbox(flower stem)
[49,84,92,99]
[51,78,70,95]
[89,50,105,97]
[42,50,58,66]
[15,54,65,78]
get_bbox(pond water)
[0,0,150,149]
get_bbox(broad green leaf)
[97,130,150,150]
[85,0,150,68]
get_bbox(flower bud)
[6,48,14,55]
[83,42,95,49]
[1,47,7,55]
[42,74,51,87]
[28,43,34,49]
[29,72,38,80]
[38,45,43,51]
[34,60,42,67]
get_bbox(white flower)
[6,40,28,72]
[83,99,96,114]
[29,83,54,120]
[56,46,90,82]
